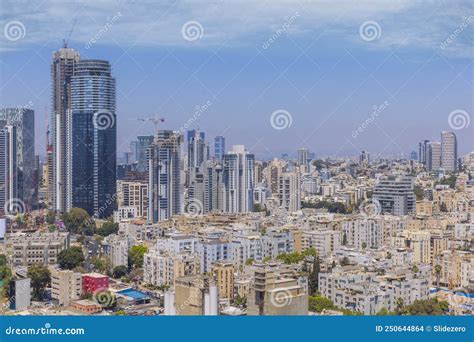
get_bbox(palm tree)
[434,265,442,288]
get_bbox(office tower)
[359,150,370,166]
[409,151,418,161]
[202,160,224,213]
[418,140,430,166]
[222,145,255,213]
[0,126,17,216]
[187,130,207,175]
[441,131,457,172]
[148,130,183,222]
[69,59,116,218]
[136,135,154,172]
[427,142,441,171]
[297,148,310,171]
[50,47,81,213]
[372,176,416,215]
[214,136,225,162]
[254,160,264,184]
[0,108,35,210]
[129,140,138,163]
[278,172,301,212]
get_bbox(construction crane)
[63,19,77,48]
[135,115,165,133]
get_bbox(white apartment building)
[143,250,200,287]
[231,234,263,266]
[278,172,301,212]
[5,232,70,266]
[262,231,294,260]
[103,234,136,267]
[301,229,341,256]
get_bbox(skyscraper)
[214,136,225,162]
[0,108,35,210]
[69,59,116,218]
[418,140,430,166]
[427,142,441,172]
[136,135,154,172]
[441,131,457,172]
[148,130,183,222]
[50,47,80,213]
[0,126,17,216]
[187,130,207,175]
[297,148,310,171]
[222,145,255,213]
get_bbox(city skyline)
[0,1,472,159]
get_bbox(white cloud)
[0,0,472,58]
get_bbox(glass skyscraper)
[68,59,116,218]
[214,136,225,162]
[0,108,35,210]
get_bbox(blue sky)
[0,0,473,160]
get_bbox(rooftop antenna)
[63,19,77,48]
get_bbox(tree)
[234,294,247,307]
[405,298,449,315]
[0,254,6,266]
[361,242,367,250]
[376,307,395,316]
[308,255,320,296]
[340,256,350,266]
[27,264,51,301]
[91,256,112,275]
[46,210,56,224]
[62,208,95,235]
[308,295,334,312]
[395,298,405,315]
[245,258,254,266]
[434,265,442,287]
[97,221,119,237]
[128,245,148,269]
[58,246,85,270]
[112,265,128,279]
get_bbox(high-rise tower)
[68,59,116,218]
[50,47,80,213]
